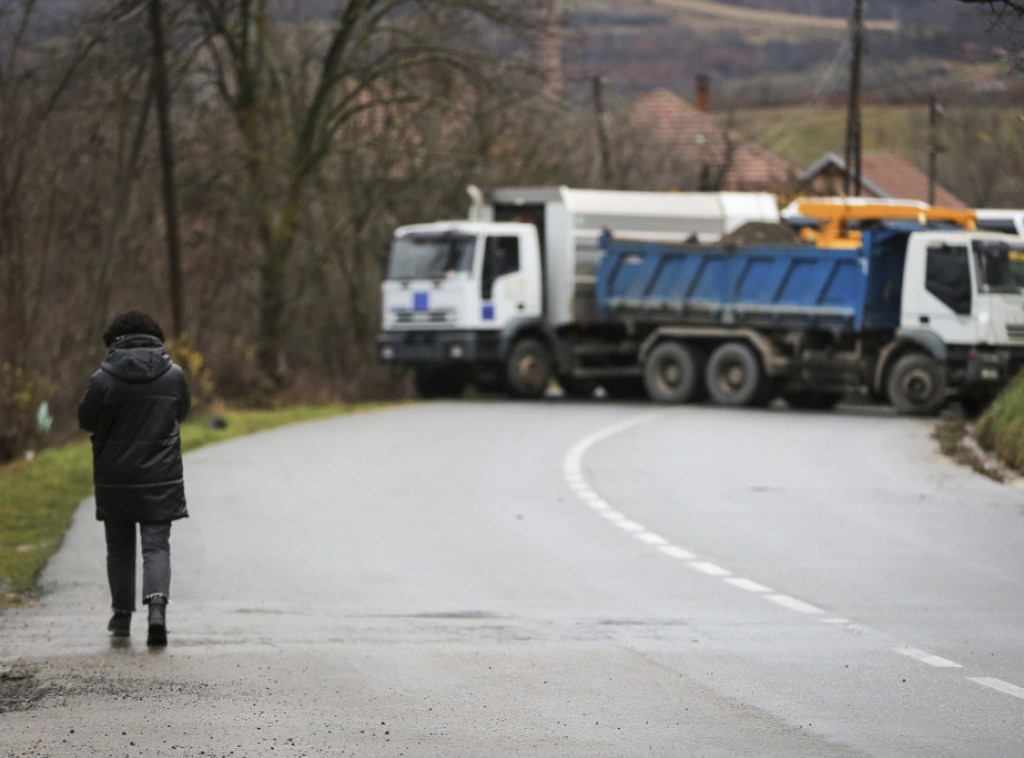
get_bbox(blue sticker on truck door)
[413,292,429,311]
[482,303,495,321]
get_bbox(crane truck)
[377,191,1024,414]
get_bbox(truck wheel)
[705,342,764,407]
[644,342,704,404]
[887,353,947,415]
[506,338,552,399]
[414,368,467,398]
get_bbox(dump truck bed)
[595,231,910,334]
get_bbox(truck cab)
[892,230,1024,410]
[377,221,544,396]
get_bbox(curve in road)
[563,409,1024,703]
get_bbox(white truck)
[377,191,1024,413]
[376,186,781,397]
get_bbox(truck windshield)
[387,233,475,280]
[973,240,1024,294]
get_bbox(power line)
[759,34,851,155]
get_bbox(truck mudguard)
[499,317,560,361]
[873,329,950,392]
[890,328,949,361]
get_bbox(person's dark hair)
[102,311,165,347]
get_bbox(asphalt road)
[2,399,1024,756]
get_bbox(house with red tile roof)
[620,88,800,193]
[801,151,966,208]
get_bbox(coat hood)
[101,334,173,384]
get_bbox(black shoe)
[108,611,131,637]
[147,603,167,647]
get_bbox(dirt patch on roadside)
[0,665,52,713]
[933,417,1022,486]
[1,660,215,714]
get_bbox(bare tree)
[935,106,1024,207]
[0,0,135,456]
[955,0,1024,33]
[188,0,544,386]
[956,1,1024,15]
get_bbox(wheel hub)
[902,370,933,402]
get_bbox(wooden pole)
[148,0,184,338]
[844,0,863,197]
[591,76,613,186]
[928,94,943,205]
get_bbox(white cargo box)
[469,186,780,327]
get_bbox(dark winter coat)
[78,334,191,522]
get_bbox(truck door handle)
[517,302,525,311]
[920,316,930,324]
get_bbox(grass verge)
[935,369,1024,483]
[975,370,1024,473]
[932,416,1000,481]
[0,404,388,609]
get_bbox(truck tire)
[705,341,765,407]
[414,367,467,398]
[505,338,552,399]
[644,341,704,404]
[887,353,947,415]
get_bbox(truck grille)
[1007,324,1024,342]
[394,310,454,324]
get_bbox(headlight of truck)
[448,342,465,359]
[380,345,396,361]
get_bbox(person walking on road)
[78,311,191,646]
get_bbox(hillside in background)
[562,0,1022,107]
[556,1,1024,207]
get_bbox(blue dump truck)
[378,196,1024,414]
[597,210,1024,414]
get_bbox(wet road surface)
[2,400,1024,756]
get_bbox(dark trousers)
[104,520,172,612]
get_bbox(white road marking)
[637,531,669,546]
[767,594,825,615]
[563,413,1024,702]
[659,545,696,560]
[896,647,963,668]
[969,678,1024,699]
[618,518,647,533]
[725,577,772,593]
[691,561,731,577]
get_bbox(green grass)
[731,101,1017,173]
[0,403,390,607]
[976,372,1024,472]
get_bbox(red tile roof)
[802,152,965,208]
[626,89,799,192]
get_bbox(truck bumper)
[377,330,501,365]
[964,347,1024,386]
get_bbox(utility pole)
[149,0,184,338]
[541,0,563,102]
[844,0,863,197]
[928,93,944,205]
[591,76,613,186]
